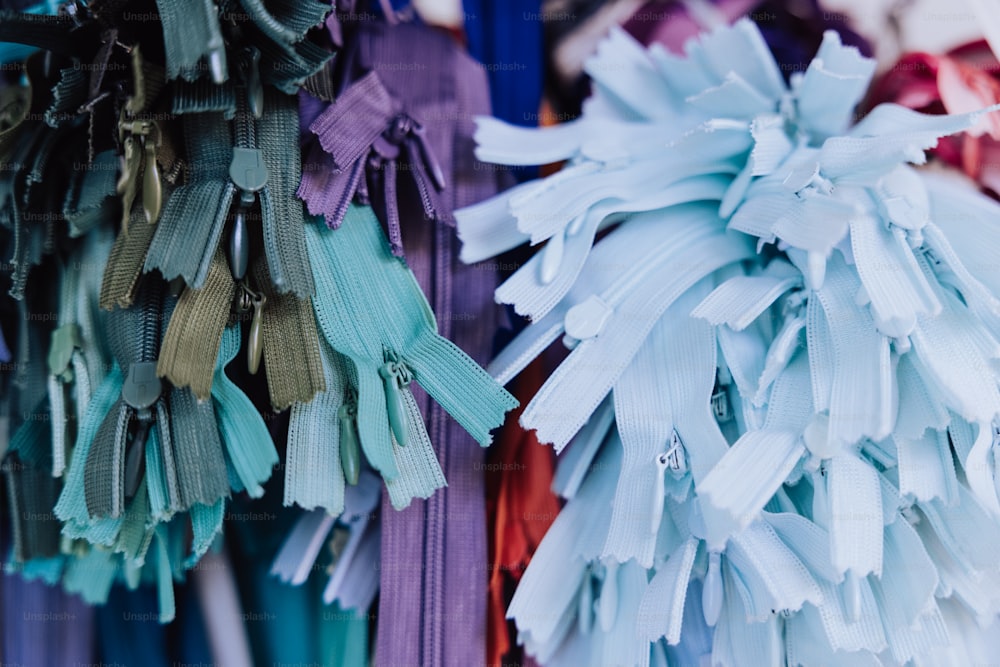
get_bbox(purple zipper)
[371,24,505,667]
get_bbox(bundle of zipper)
[0,0,517,631]
[457,19,1000,666]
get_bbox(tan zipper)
[157,247,235,400]
[251,257,326,410]
[99,201,159,310]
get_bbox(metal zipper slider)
[378,350,412,447]
[47,323,82,383]
[711,372,733,423]
[338,398,361,486]
[661,429,688,478]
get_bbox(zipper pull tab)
[168,277,186,299]
[141,124,162,224]
[599,559,619,632]
[48,323,82,383]
[117,133,142,232]
[409,119,446,191]
[842,570,861,623]
[227,191,252,280]
[208,34,226,85]
[124,414,151,500]
[652,448,669,534]
[378,351,412,447]
[245,47,264,120]
[703,551,724,627]
[338,399,361,485]
[578,567,594,635]
[539,228,565,285]
[247,290,266,375]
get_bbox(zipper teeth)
[234,91,256,149]
[138,280,164,363]
[407,145,436,219]
[424,220,448,666]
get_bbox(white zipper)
[516,210,755,449]
[849,206,940,339]
[697,351,811,538]
[604,285,720,567]
[922,170,1000,298]
[270,509,336,585]
[691,260,801,331]
[793,30,876,140]
[489,201,739,387]
[507,439,621,657]
[552,395,615,500]
[908,264,1000,426]
[726,520,823,620]
[820,102,1000,184]
[814,255,895,446]
[583,26,680,121]
[496,174,731,322]
[825,451,883,580]
[506,151,741,249]
[455,179,534,263]
[637,537,699,644]
[893,429,958,505]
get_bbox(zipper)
[516,208,756,450]
[455,179,535,263]
[691,259,802,332]
[699,349,811,540]
[248,254,326,411]
[813,255,895,446]
[256,85,315,297]
[82,278,166,520]
[421,213,449,667]
[488,201,745,388]
[605,283,718,567]
[496,174,733,322]
[306,205,516,476]
[552,395,615,500]
[271,509,337,586]
[893,428,958,505]
[211,322,277,497]
[285,337,350,513]
[507,437,622,659]
[637,537,699,644]
[156,247,236,399]
[143,108,237,290]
